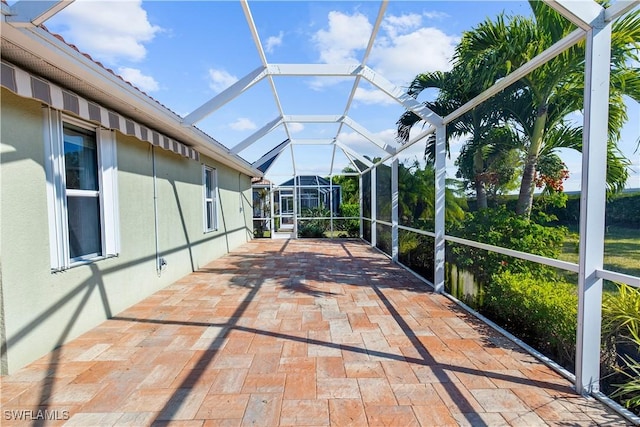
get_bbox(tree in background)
[456,1,639,217]
[331,168,359,205]
[398,2,639,218]
[396,68,518,210]
[398,160,466,230]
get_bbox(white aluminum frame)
[354,0,639,404]
[575,7,611,395]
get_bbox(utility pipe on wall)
[152,146,162,276]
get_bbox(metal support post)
[391,158,399,262]
[371,166,377,248]
[293,177,298,239]
[269,182,275,239]
[359,174,364,238]
[576,14,611,395]
[329,176,334,238]
[434,124,446,293]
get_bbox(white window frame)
[203,165,218,232]
[44,109,120,271]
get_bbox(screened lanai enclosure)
[252,176,342,237]
[216,0,640,419]
[2,0,640,422]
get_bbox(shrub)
[448,206,567,284]
[602,284,640,413]
[337,203,360,237]
[611,348,640,413]
[298,222,326,238]
[603,283,640,353]
[376,225,392,256]
[483,271,578,367]
[605,193,640,227]
[398,231,434,283]
[533,192,640,228]
[297,205,330,238]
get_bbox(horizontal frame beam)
[290,139,335,145]
[267,63,361,76]
[282,115,343,123]
[446,235,579,273]
[545,0,604,30]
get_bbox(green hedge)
[545,192,640,227]
[448,206,566,284]
[337,203,360,237]
[483,271,578,368]
[468,192,640,227]
[602,284,640,413]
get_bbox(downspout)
[238,172,243,215]
[240,172,250,242]
[293,177,298,238]
[152,146,162,276]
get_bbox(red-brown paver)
[0,239,631,426]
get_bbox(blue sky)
[41,0,639,190]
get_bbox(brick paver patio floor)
[1,239,629,426]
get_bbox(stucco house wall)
[0,88,253,374]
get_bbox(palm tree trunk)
[516,106,548,217]
[473,148,488,210]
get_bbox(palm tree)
[456,1,639,217]
[397,160,466,229]
[396,69,516,209]
[455,126,522,202]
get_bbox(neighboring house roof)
[279,176,336,187]
[251,178,272,186]
[254,139,290,173]
[0,4,261,177]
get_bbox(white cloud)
[337,129,397,157]
[265,31,284,53]
[50,0,160,64]
[381,13,422,39]
[374,128,398,145]
[309,10,457,94]
[287,123,305,133]
[371,26,458,85]
[396,141,430,164]
[423,11,450,20]
[353,87,396,106]
[118,67,159,92]
[313,11,372,64]
[208,68,238,93]
[229,118,257,131]
[307,11,370,91]
[308,76,353,92]
[337,130,369,148]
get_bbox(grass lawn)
[560,225,640,278]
